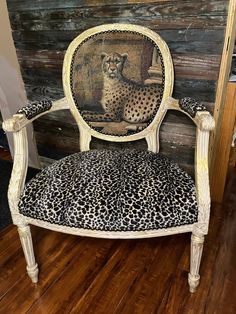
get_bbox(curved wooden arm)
[164,97,215,131]
[3,97,69,133]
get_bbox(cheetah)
[82,52,163,124]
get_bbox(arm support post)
[164,97,215,235]
[194,128,211,235]
[7,127,28,224]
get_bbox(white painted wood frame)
[3,24,215,293]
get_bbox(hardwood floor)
[0,147,11,161]
[0,153,235,313]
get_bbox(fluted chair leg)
[188,233,204,293]
[17,225,39,283]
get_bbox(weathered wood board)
[6,0,229,173]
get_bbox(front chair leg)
[17,225,39,283]
[188,233,204,293]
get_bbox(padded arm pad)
[179,97,207,118]
[16,99,53,120]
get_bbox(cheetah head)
[101,52,128,79]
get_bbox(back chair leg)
[188,233,204,293]
[17,224,39,283]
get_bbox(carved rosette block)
[188,233,204,293]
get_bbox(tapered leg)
[17,225,39,283]
[188,233,204,293]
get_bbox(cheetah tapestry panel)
[70,31,165,136]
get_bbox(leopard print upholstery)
[16,99,52,120]
[179,97,207,118]
[19,149,198,232]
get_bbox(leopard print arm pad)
[179,97,207,118]
[16,99,53,120]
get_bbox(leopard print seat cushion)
[19,149,198,231]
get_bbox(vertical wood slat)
[210,82,236,203]
[209,0,236,192]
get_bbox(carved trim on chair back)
[63,24,174,152]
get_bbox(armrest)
[17,98,53,119]
[164,97,215,131]
[4,97,70,223]
[3,97,69,133]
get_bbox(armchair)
[3,24,214,293]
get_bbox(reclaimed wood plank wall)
[6,0,229,174]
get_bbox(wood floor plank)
[162,213,224,313]
[0,231,83,312]
[0,227,15,249]
[117,236,188,314]
[27,238,118,314]
[0,227,48,296]
[69,240,143,314]
[202,183,236,314]
[0,148,11,161]
[0,225,18,253]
